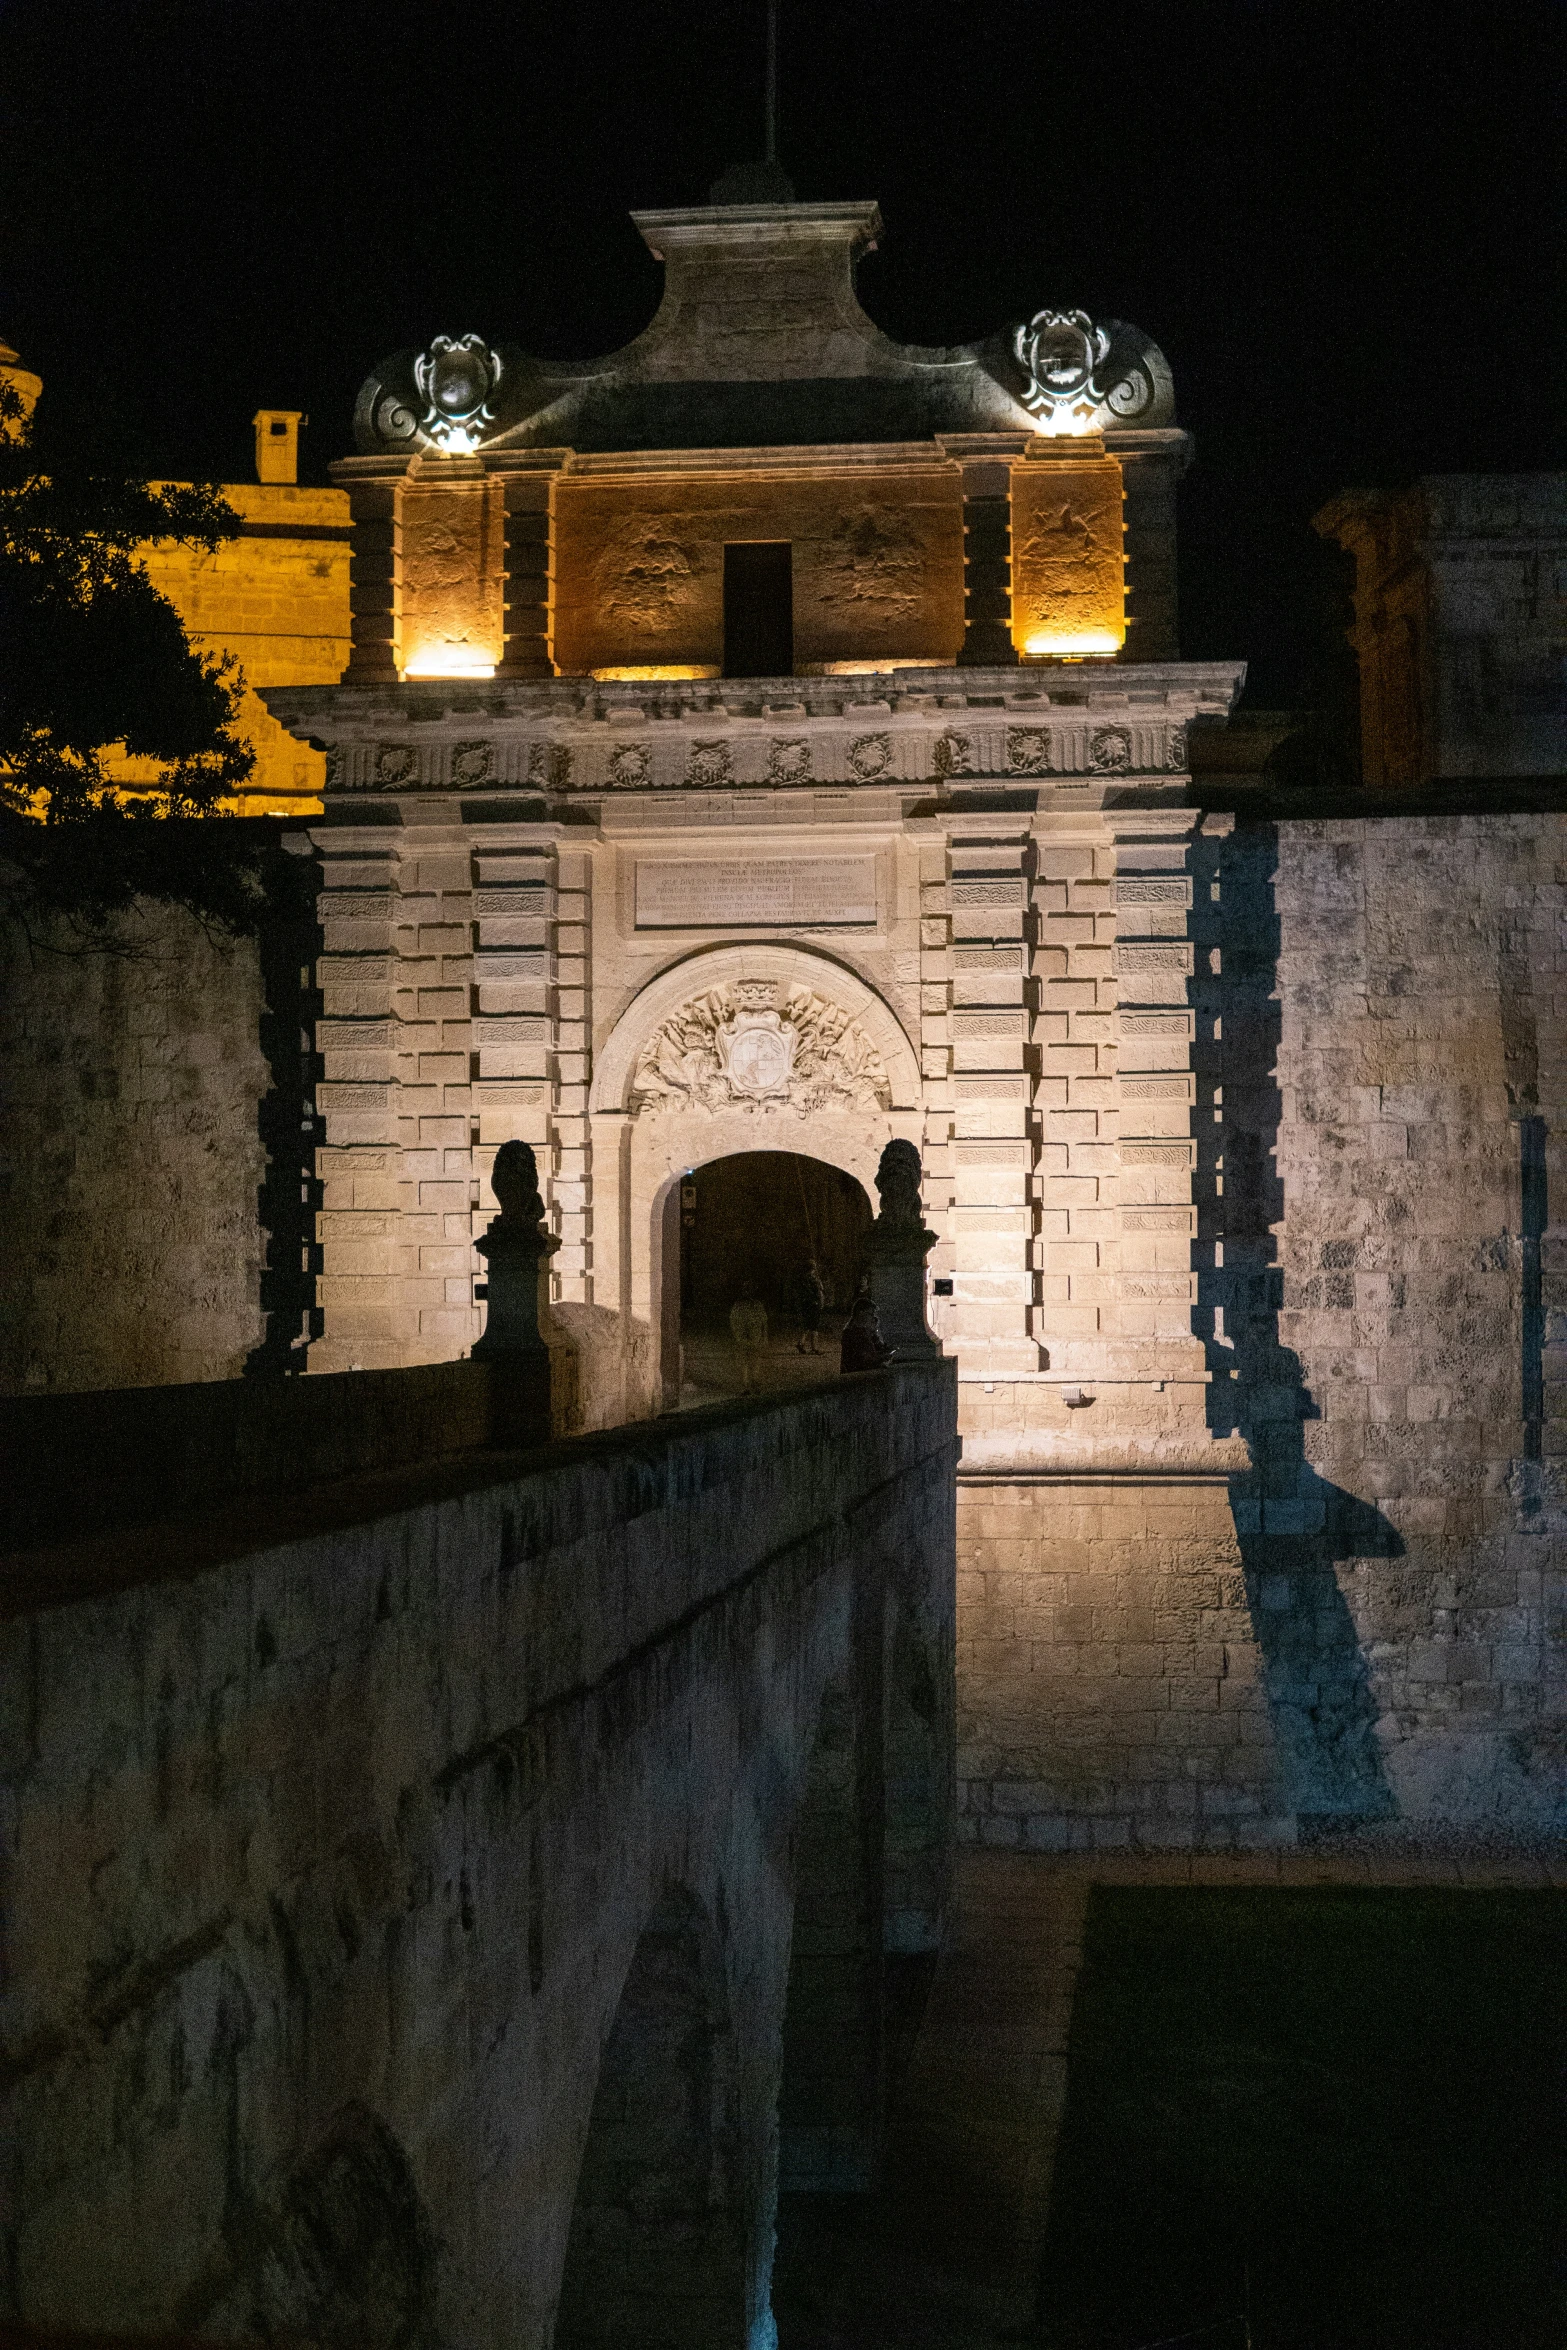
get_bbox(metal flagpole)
[765,0,778,164]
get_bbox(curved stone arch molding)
[590,942,922,1115]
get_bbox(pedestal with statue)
[862,1139,941,1362]
[472,1140,558,1445]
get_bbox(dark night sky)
[1,0,1562,704]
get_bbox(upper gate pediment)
[350,201,1174,460]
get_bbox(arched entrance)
[669,1152,872,1406]
[587,938,924,1421]
[554,1887,745,2350]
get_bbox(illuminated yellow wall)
[398,457,505,678]
[553,466,965,676]
[1010,441,1126,658]
[118,482,351,813]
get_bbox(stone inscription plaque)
[635,858,877,929]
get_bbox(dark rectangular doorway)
[723,541,793,677]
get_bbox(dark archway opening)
[554,1887,745,2350]
[675,1151,872,1405]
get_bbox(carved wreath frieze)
[451,740,492,787]
[769,738,811,782]
[630,980,891,1119]
[374,744,417,787]
[607,743,652,787]
[1089,725,1132,774]
[1006,727,1052,775]
[686,741,732,788]
[848,733,893,781]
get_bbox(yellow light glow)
[810,658,948,676]
[403,649,497,679]
[1022,630,1123,657]
[591,665,721,682]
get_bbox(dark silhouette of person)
[840,1293,892,1373]
[795,1257,827,1354]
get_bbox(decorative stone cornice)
[263,663,1245,803]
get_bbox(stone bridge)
[0,1360,958,2350]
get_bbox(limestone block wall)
[128,483,351,813]
[1317,474,1567,785]
[956,812,1567,1849]
[311,814,603,1419]
[0,904,268,1393]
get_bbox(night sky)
[2,0,1561,705]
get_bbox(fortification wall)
[957,813,1567,1848]
[0,904,269,1392]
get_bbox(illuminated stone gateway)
[252,189,1567,1856]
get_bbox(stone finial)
[472,1141,558,1358]
[862,1139,941,1359]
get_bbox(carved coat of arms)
[631,981,889,1117]
[715,989,798,1099]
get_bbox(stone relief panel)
[375,744,418,788]
[398,473,505,675]
[554,471,963,675]
[1006,728,1052,775]
[1009,455,1126,656]
[555,482,721,674]
[809,506,924,620]
[593,515,702,628]
[792,479,963,666]
[630,980,890,1118]
[1090,725,1131,774]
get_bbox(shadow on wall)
[1194,821,1400,1829]
[246,840,324,1377]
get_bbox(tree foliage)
[0,377,268,937]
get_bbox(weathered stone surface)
[0,1361,958,2349]
[1317,475,1567,784]
[0,902,267,1393]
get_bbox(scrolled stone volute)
[863,1139,940,1359]
[473,1141,558,1358]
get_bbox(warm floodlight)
[1022,630,1123,658]
[403,648,497,680]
